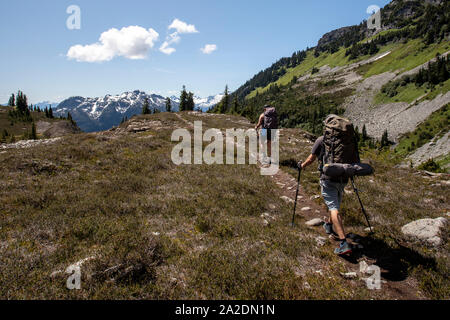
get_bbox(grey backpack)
[321,115,374,179]
[322,115,359,165]
[263,107,278,129]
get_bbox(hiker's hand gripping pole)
[291,161,302,227]
[351,177,373,234]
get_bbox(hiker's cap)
[263,104,271,109]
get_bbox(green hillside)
[247,39,449,100]
[359,39,449,78]
[220,0,449,105]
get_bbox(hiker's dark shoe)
[346,233,361,242]
[323,223,339,240]
[334,241,352,255]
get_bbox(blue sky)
[0,0,391,103]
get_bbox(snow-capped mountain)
[53,90,221,132]
[170,94,224,112]
[54,90,178,132]
[33,101,60,110]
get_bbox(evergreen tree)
[179,86,188,111]
[142,98,151,115]
[48,107,54,119]
[362,124,368,141]
[380,129,390,148]
[8,94,15,107]
[186,92,195,111]
[222,85,229,113]
[67,112,74,124]
[231,97,239,114]
[216,85,230,114]
[31,122,37,140]
[165,97,172,112]
[16,91,28,113]
[45,107,49,118]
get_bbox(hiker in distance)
[255,105,278,165]
[298,115,361,255]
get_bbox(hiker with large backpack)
[298,115,373,255]
[255,105,278,165]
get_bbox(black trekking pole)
[350,177,373,234]
[291,162,302,227]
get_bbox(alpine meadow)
[0,0,449,308]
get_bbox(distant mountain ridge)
[53,91,222,132]
[33,101,60,110]
[170,94,224,112]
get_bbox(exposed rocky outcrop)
[108,118,165,136]
[407,132,450,167]
[344,72,450,141]
[37,120,81,138]
[0,137,62,150]
[401,217,447,246]
[317,26,364,52]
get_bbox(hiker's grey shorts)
[261,129,278,141]
[320,180,346,211]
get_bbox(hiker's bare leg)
[267,140,272,158]
[330,209,346,240]
[259,134,268,161]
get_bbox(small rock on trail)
[315,236,327,247]
[306,218,324,227]
[340,272,358,279]
[281,196,294,204]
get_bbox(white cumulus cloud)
[159,43,176,55]
[67,26,159,62]
[159,19,198,55]
[159,32,181,55]
[168,18,198,34]
[201,44,217,54]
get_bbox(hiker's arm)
[300,154,317,169]
[255,114,264,130]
